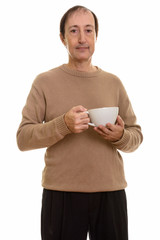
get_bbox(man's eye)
[86,29,92,33]
[71,29,77,33]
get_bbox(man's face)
[61,10,97,63]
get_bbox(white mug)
[86,107,119,127]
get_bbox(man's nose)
[78,31,86,44]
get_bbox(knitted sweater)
[17,64,143,192]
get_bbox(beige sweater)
[17,64,143,192]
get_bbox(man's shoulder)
[37,65,63,79]
[33,65,63,86]
[100,68,122,84]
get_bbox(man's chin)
[74,55,92,62]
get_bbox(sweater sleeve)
[16,77,71,151]
[111,78,143,153]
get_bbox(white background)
[0,0,160,239]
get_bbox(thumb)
[116,115,124,127]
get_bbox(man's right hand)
[64,105,90,133]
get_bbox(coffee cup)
[86,107,119,127]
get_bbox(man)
[17,5,143,240]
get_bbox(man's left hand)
[93,115,124,142]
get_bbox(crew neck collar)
[60,64,102,78]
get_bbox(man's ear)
[60,33,66,46]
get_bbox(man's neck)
[67,59,97,72]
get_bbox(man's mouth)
[76,45,89,50]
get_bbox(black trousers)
[41,189,128,240]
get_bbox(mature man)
[17,5,143,240]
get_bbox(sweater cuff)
[111,129,130,150]
[55,114,72,137]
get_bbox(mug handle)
[88,122,96,127]
[85,111,96,127]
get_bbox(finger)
[80,118,90,124]
[105,123,115,131]
[73,105,87,113]
[79,111,89,119]
[94,127,111,139]
[97,125,111,135]
[73,113,90,125]
[94,127,106,135]
[77,123,89,131]
[116,115,124,127]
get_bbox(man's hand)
[93,115,124,142]
[64,105,90,133]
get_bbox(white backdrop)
[0,0,160,239]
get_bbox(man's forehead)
[66,10,95,26]
[68,24,94,29]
